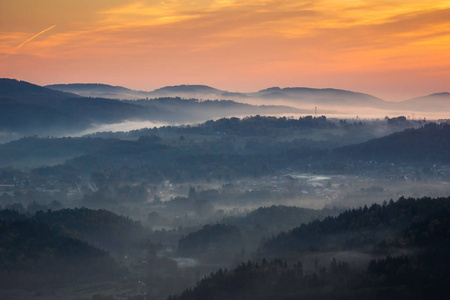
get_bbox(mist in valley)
[1,104,449,299]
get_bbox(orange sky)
[1,0,450,101]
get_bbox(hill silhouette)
[0,79,159,137]
[334,123,450,163]
[48,82,387,108]
[394,92,450,112]
[254,86,386,108]
[2,79,299,140]
[46,82,450,114]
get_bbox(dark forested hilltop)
[169,196,450,300]
[1,78,81,100]
[177,223,243,262]
[0,115,438,180]
[0,136,109,168]
[258,196,450,256]
[0,78,159,137]
[87,114,335,140]
[31,208,144,253]
[0,207,143,254]
[334,122,450,163]
[0,208,133,289]
[1,115,338,171]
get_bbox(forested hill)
[32,208,143,253]
[334,122,450,163]
[0,116,435,179]
[170,196,450,300]
[0,78,159,137]
[0,136,108,167]
[0,209,126,289]
[1,79,302,140]
[0,78,80,100]
[258,196,450,256]
[0,207,143,254]
[229,205,340,233]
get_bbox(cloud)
[1,1,450,100]
[9,1,450,58]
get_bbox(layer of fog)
[2,171,449,299]
[60,174,450,229]
[66,113,443,140]
[75,120,175,136]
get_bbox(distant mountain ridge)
[46,82,450,113]
[47,83,248,99]
[0,79,301,141]
[395,92,450,112]
[1,78,447,142]
[153,84,221,94]
[48,83,135,93]
[47,82,383,104]
[46,83,149,99]
[252,86,386,108]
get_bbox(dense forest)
[0,212,123,290]
[334,123,450,163]
[1,196,448,299]
[169,196,450,300]
[259,196,450,256]
[0,116,435,180]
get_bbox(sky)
[1,0,449,101]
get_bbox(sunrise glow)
[1,0,450,100]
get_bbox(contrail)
[15,25,56,50]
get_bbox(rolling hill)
[46,83,248,100]
[0,79,159,137]
[48,83,387,108]
[333,123,450,163]
[46,83,150,99]
[46,82,450,116]
[394,92,450,112]
[1,79,302,141]
[252,86,387,109]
